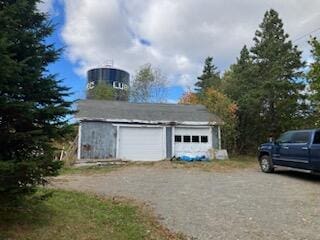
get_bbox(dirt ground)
[52,166,320,240]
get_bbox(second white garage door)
[174,127,211,158]
[118,126,165,161]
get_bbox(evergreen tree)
[223,45,262,152]
[195,57,220,96]
[222,10,306,152]
[307,37,320,126]
[223,45,257,101]
[308,38,320,104]
[0,0,73,202]
[250,9,305,139]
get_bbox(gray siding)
[166,127,172,158]
[212,126,219,149]
[78,121,220,160]
[80,121,116,159]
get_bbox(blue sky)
[44,0,186,103]
[42,0,320,103]
[45,1,86,101]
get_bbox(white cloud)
[37,0,54,13]
[62,0,320,89]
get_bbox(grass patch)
[60,155,258,176]
[60,164,124,175]
[0,189,184,240]
[151,155,258,172]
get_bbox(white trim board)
[162,126,166,158]
[78,117,220,126]
[116,125,120,159]
[172,126,175,157]
[77,124,82,160]
[218,125,221,150]
[112,124,165,128]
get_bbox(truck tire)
[259,155,274,173]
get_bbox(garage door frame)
[114,124,166,161]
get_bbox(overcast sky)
[39,0,320,100]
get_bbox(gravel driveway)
[52,167,320,240]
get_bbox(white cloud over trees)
[61,0,320,88]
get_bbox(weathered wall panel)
[166,127,172,158]
[80,121,116,159]
[212,126,219,149]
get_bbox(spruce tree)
[306,37,320,127]
[223,45,262,152]
[195,57,220,96]
[250,9,305,139]
[223,45,257,101]
[308,38,320,105]
[0,0,73,202]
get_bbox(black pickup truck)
[258,129,320,173]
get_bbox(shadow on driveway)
[275,169,320,183]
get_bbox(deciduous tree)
[179,89,238,152]
[202,88,238,152]
[130,64,168,103]
[87,82,115,100]
[179,92,199,105]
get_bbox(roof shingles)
[76,100,223,125]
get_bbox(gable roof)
[76,100,223,125]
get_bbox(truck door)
[310,131,320,171]
[279,131,311,170]
[273,131,292,166]
[278,131,311,169]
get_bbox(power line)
[292,27,320,43]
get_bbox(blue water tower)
[87,64,130,101]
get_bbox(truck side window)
[277,131,293,143]
[290,131,310,143]
[314,131,320,144]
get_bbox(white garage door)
[174,127,211,158]
[118,126,165,161]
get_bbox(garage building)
[76,100,223,161]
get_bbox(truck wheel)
[259,155,274,173]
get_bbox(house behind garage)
[76,100,223,161]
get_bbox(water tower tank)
[87,67,130,101]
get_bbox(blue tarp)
[179,155,208,162]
